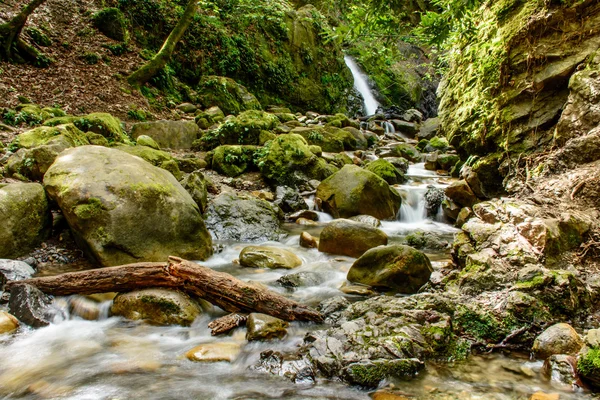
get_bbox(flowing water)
[344,56,380,116]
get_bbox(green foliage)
[81,52,100,65]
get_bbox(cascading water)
[344,55,380,116]
[382,121,395,135]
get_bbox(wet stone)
[185,342,242,363]
[0,310,19,334]
[246,313,289,341]
[299,231,318,249]
[8,283,53,328]
[532,323,583,359]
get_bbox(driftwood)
[6,257,323,323]
[208,313,248,336]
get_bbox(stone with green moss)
[319,219,387,258]
[291,126,358,152]
[136,135,160,150]
[86,132,109,146]
[212,110,279,146]
[578,330,600,389]
[13,123,88,149]
[43,146,212,267]
[342,359,424,388]
[111,289,201,326]
[114,144,180,178]
[0,183,51,258]
[93,7,128,41]
[437,154,461,171]
[391,143,421,163]
[211,145,258,177]
[257,134,334,186]
[259,130,277,145]
[426,136,450,152]
[348,245,432,293]
[180,171,209,213]
[316,165,401,220]
[131,120,199,150]
[364,158,405,185]
[45,113,129,144]
[246,313,289,341]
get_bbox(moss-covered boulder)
[246,313,289,341]
[215,110,279,146]
[291,126,358,152]
[316,165,401,220]
[131,120,199,150]
[347,245,433,293]
[196,76,262,115]
[239,246,301,269]
[390,143,421,163]
[204,192,283,242]
[180,171,209,213]
[111,289,202,326]
[578,329,600,389]
[0,183,50,259]
[12,123,89,149]
[45,113,129,143]
[43,146,212,267]
[114,145,181,179]
[93,7,128,41]
[136,135,160,150]
[211,145,258,177]
[364,159,406,185]
[318,219,387,258]
[341,359,424,388]
[257,134,335,186]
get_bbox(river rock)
[185,342,242,363]
[0,183,51,259]
[418,117,440,140]
[274,186,308,213]
[316,165,402,220]
[288,210,319,221]
[318,219,388,258]
[135,135,160,150]
[131,120,199,149]
[445,179,478,208]
[364,159,406,184]
[68,296,101,321]
[424,185,445,218]
[246,313,289,341]
[0,311,19,334]
[348,215,381,227]
[111,288,202,326]
[541,354,578,386]
[532,323,583,359]
[277,271,324,288]
[239,246,302,269]
[180,171,209,213]
[204,192,283,241]
[43,146,212,267]
[341,358,424,388]
[347,245,433,293]
[300,232,318,248]
[0,259,35,289]
[252,350,315,384]
[8,283,53,328]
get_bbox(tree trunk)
[6,257,324,323]
[127,0,198,87]
[0,0,47,60]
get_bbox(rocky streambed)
[0,101,598,399]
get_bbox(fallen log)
[6,257,323,323]
[208,313,248,336]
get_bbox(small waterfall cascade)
[398,186,428,223]
[382,121,395,135]
[344,55,380,116]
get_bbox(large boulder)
[257,134,335,187]
[364,159,406,185]
[0,183,51,259]
[196,76,262,115]
[239,246,302,269]
[204,192,283,242]
[316,165,402,220]
[11,123,89,149]
[43,146,212,267]
[92,7,128,41]
[131,120,199,150]
[347,245,433,293]
[45,113,129,144]
[291,126,358,152]
[111,288,202,326]
[211,145,258,177]
[213,110,279,146]
[318,219,388,258]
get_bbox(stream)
[0,58,594,400]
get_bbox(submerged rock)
[347,245,433,293]
[0,311,19,334]
[239,246,301,269]
[43,146,212,266]
[186,342,242,363]
[111,288,202,326]
[0,183,51,259]
[246,313,289,341]
[318,219,387,258]
[316,165,401,220]
[204,192,283,242]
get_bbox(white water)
[397,163,450,224]
[344,55,380,116]
[382,121,395,135]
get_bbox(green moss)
[73,198,104,220]
[93,7,128,41]
[578,348,600,377]
[428,136,449,151]
[454,305,505,342]
[364,159,405,185]
[139,295,181,314]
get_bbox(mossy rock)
[391,143,421,163]
[131,120,199,150]
[578,330,600,389]
[364,159,406,185]
[291,126,357,152]
[196,76,262,115]
[25,27,52,47]
[114,145,180,178]
[45,113,129,143]
[426,136,450,152]
[342,359,424,388]
[93,8,128,41]
[246,313,289,341]
[316,165,401,220]
[0,183,51,259]
[12,123,88,149]
[214,110,279,146]
[43,146,212,267]
[347,244,433,293]
[437,154,461,171]
[136,135,160,150]
[211,145,258,177]
[318,219,388,258]
[257,133,334,186]
[180,171,209,213]
[239,246,301,269]
[111,289,201,326]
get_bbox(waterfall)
[344,55,380,116]
[398,187,428,223]
[382,121,395,135]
